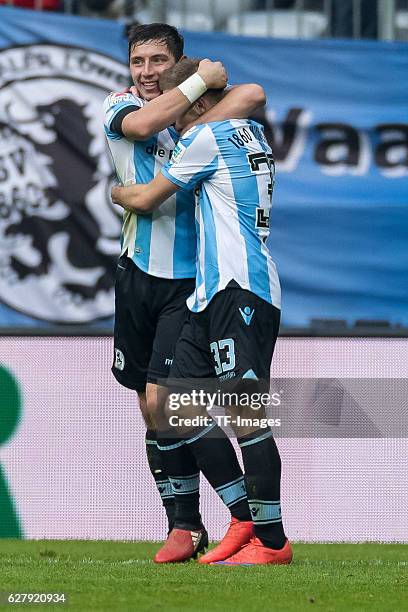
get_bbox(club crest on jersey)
[0,44,128,323]
[108,92,134,106]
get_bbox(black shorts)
[112,255,195,392]
[168,285,280,391]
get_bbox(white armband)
[177,73,207,104]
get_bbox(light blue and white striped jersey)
[103,91,196,279]
[161,119,281,312]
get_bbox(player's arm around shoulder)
[198,83,266,124]
[121,60,227,141]
[111,174,179,214]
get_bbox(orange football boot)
[198,518,254,564]
[214,536,293,566]
[154,527,208,563]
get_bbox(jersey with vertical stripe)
[103,91,196,279]
[161,119,281,312]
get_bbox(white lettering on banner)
[0,45,128,91]
[263,108,408,178]
[0,45,128,323]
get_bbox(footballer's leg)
[143,386,177,533]
[148,275,208,560]
[154,308,253,564]
[207,288,292,565]
[112,256,176,534]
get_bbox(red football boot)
[154,527,208,563]
[214,537,293,566]
[198,518,254,564]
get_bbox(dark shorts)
[168,285,280,391]
[112,255,195,392]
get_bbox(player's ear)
[193,97,207,116]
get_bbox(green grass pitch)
[0,540,407,611]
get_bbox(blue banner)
[184,32,408,328]
[0,7,128,327]
[0,7,407,328]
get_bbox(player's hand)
[197,59,227,90]
[129,85,141,98]
[117,86,141,97]
[111,185,124,207]
[111,183,144,212]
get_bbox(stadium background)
[0,2,407,543]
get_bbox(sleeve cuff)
[108,103,139,132]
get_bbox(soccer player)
[104,24,266,561]
[111,58,293,566]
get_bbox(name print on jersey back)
[162,118,281,312]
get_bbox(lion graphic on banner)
[5,98,115,292]
[0,78,122,323]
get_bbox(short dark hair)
[127,23,184,63]
[159,57,225,101]
[159,57,200,90]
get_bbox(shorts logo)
[114,348,125,371]
[0,44,128,323]
[165,358,173,366]
[239,306,255,326]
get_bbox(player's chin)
[140,86,161,101]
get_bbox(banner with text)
[0,7,407,327]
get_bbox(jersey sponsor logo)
[0,44,128,323]
[145,143,173,160]
[239,306,255,326]
[170,142,186,165]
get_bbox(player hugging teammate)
[106,23,292,566]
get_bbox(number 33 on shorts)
[210,338,235,376]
